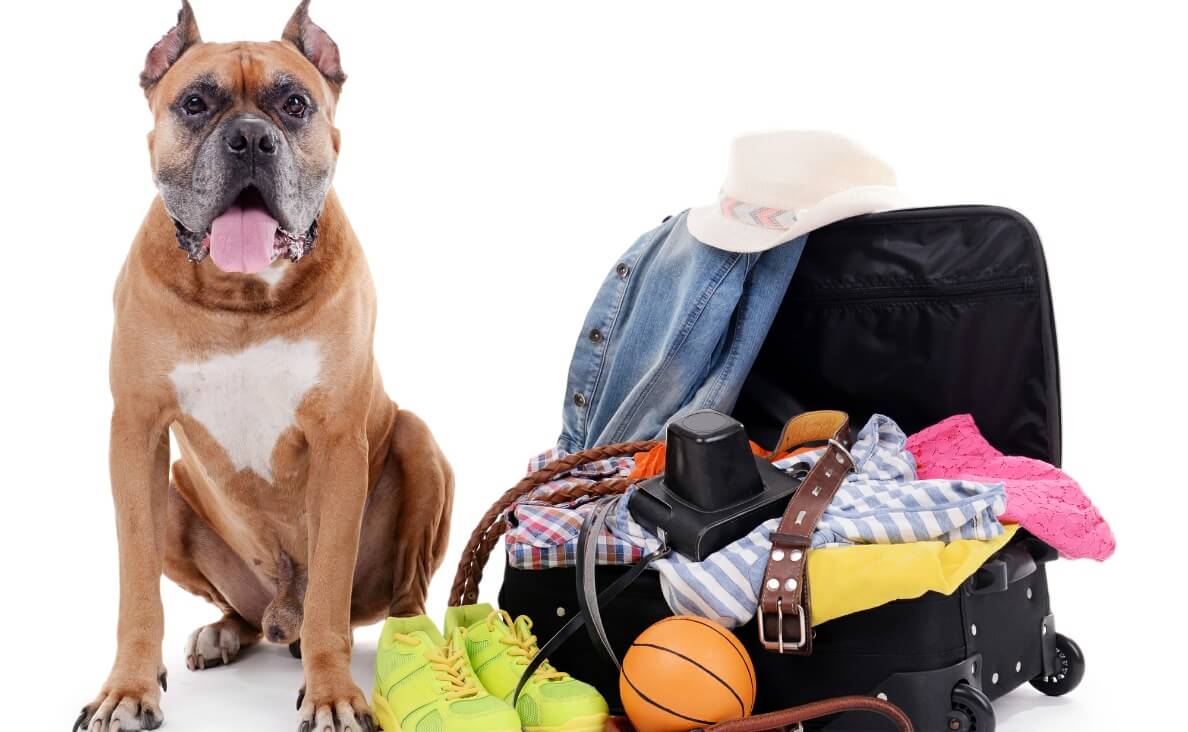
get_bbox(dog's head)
[142,1,345,273]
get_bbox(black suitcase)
[493,206,1086,732]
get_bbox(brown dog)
[75,2,453,730]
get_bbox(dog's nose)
[224,116,278,157]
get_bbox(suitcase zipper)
[785,275,1036,306]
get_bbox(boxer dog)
[74,3,453,730]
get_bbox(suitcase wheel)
[948,683,996,732]
[1029,633,1086,697]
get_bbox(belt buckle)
[827,438,857,472]
[757,598,807,654]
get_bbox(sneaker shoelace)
[484,610,570,683]
[392,632,481,701]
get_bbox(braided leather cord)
[448,440,659,607]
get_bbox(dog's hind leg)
[385,409,455,618]
[165,464,268,671]
[183,613,262,671]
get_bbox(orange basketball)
[619,615,757,732]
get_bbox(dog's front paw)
[73,667,166,732]
[295,672,375,732]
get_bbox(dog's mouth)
[173,186,319,273]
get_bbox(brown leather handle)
[704,696,913,732]
[447,440,659,607]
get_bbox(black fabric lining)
[735,204,1061,464]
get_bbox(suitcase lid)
[734,205,1062,465]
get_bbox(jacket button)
[616,263,630,278]
[588,329,604,343]
[573,393,587,407]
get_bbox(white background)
[1,1,1183,730]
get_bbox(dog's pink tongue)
[208,202,279,274]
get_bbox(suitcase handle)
[966,540,1044,595]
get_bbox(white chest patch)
[170,338,322,482]
[256,260,289,287]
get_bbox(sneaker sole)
[372,685,524,732]
[524,713,608,732]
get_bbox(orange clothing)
[630,441,769,480]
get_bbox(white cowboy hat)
[687,130,904,253]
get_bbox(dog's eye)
[182,95,208,116]
[283,95,309,118]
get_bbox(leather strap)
[757,411,853,655]
[577,499,623,670]
[513,499,669,703]
[703,695,913,732]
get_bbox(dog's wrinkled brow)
[173,75,229,107]
[260,73,314,104]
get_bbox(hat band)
[720,194,800,231]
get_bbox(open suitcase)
[457,206,1086,732]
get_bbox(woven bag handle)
[447,440,659,607]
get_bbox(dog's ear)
[140,0,202,91]
[283,0,347,91]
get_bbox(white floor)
[40,456,1171,732]
[54,606,1139,731]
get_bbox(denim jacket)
[558,211,806,452]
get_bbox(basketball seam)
[621,667,716,727]
[656,616,756,706]
[632,642,746,717]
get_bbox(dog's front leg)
[76,408,170,732]
[296,430,376,732]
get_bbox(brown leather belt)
[757,410,854,655]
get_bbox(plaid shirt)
[504,450,643,570]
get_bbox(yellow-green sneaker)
[373,614,522,732]
[444,605,608,732]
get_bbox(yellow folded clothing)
[809,524,1020,625]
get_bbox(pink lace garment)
[907,415,1115,560]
